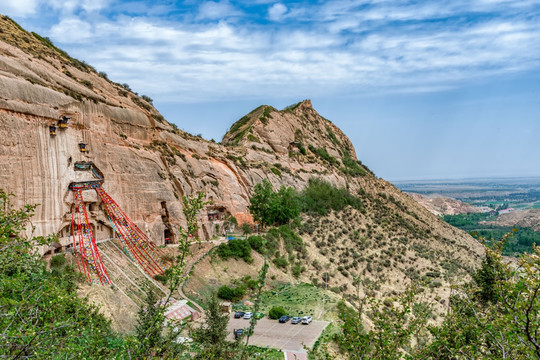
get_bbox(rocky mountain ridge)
[0,15,484,318]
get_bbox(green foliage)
[216,239,253,263]
[247,235,264,253]
[341,152,367,177]
[272,255,288,269]
[249,180,301,227]
[282,101,302,112]
[50,253,66,268]
[308,144,339,166]
[268,306,287,319]
[442,212,494,228]
[326,126,341,146]
[270,167,282,177]
[241,222,252,235]
[297,142,307,155]
[259,106,273,125]
[443,213,540,254]
[0,189,123,358]
[334,283,432,360]
[300,178,364,216]
[217,285,245,301]
[192,291,236,359]
[328,233,540,360]
[135,287,166,357]
[141,94,153,104]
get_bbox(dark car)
[234,311,245,318]
[233,328,243,339]
[291,316,302,324]
[279,315,291,323]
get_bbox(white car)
[244,312,253,319]
[302,316,312,325]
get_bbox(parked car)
[255,312,264,319]
[244,312,253,319]
[291,317,302,324]
[233,328,243,339]
[279,315,291,323]
[234,311,245,318]
[302,316,313,325]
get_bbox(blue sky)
[2,0,539,181]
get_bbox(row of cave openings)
[49,114,88,153]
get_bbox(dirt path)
[176,238,226,313]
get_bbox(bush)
[300,178,363,216]
[154,274,167,284]
[268,306,287,319]
[247,235,264,253]
[50,254,66,268]
[215,239,252,263]
[217,285,245,301]
[292,265,302,278]
[273,256,288,269]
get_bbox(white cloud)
[196,1,242,20]
[35,0,540,102]
[50,18,93,43]
[268,3,287,21]
[0,0,39,17]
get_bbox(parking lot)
[227,314,329,352]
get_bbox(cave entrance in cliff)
[161,201,175,244]
[164,229,173,244]
[207,206,229,221]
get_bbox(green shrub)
[292,265,302,278]
[273,256,288,269]
[217,285,245,301]
[300,178,363,216]
[308,144,339,166]
[268,306,287,319]
[215,239,252,263]
[247,235,264,253]
[154,274,167,284]
[50,254,66,268]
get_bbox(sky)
[1,0,539,181]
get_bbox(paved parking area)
[227,315,329,352]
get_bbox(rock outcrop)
[0,14,482,275]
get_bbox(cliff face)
[0,15,482,269]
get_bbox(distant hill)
[482,209,540,231]
[408,193,487,216]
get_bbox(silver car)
[301,316,312,324]
[243,312,253,319]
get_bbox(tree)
[249,180,300,227]
[133,192,208,357]
[272,186,300,225]
[249,180,275,227]
[0,189,122,358]
[268,306,287,319]
[134,286,166,357]
[191,291,236,359]
[241,222,252,236]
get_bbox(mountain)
[0,15,484,325]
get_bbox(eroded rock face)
[0,16,482,266]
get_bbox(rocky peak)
[222,100,358,166]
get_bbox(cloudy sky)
[2,0,539,181]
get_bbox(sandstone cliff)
[0,14,483,274]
